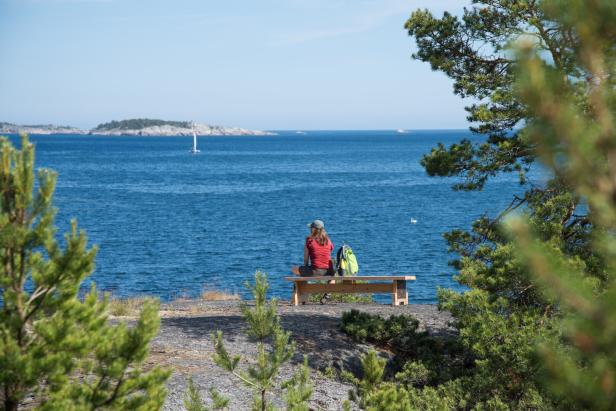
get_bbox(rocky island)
[0,119,274,136]
[0,122,86,135]
[89,119,275,136]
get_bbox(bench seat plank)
[284,275,416,282]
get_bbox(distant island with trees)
[0,118,274,136]
[93,119,192,131]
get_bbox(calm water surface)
[18,131,531,303]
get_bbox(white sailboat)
[190,123,200,154]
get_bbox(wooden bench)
[284,275,416,306]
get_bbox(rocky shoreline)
[0,123,86,135]
[89,123,275,137]
[0,121,274,137]
[146,301,453,410]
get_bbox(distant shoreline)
[0,119,275,137]
[1,129,474,137]
[1,119,474,137]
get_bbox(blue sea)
[13,131,532,304]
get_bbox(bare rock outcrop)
[148,301,452,411]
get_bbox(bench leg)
[392,280,408,306]
[398,280,408,305]
[293,282,310,305]
[292,283,300,306]
[299,290,310,305]
[392,281,398,306]
[299,281,310,304]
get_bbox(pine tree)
[210,272,312,411]
[0,135,170,410]
[385,1,608,407]
[346,1,615,409]
[510,0,616,409]
[344,350,387,409]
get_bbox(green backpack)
[335,244,359,276]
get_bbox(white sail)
[190,123,200,153]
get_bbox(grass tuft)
[200,290,241,301]
[108,296,157,317]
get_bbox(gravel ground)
[147,301,453,411]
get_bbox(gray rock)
[148,301,453,410]
[88,123,275,136]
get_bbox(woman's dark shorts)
[298,266,334,277]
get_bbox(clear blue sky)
[0,0,468,130]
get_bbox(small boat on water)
[190,123,200,154]
[397,129,408,134]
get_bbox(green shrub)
[341,310,421,346]
[340,310,466,387]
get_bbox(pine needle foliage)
[210,271,313,411]
[240,272,279,342]
[344,0,616,409]
[340,310,466,387]
[0,135,170,411]
[281,357,313,411]
[345,350,387,409]
[184,377,229,411]
[510,1,616,409]
[184,378,208,411]
[341,310,422,347]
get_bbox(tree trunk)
[4,388,19,411]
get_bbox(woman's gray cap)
[307,219,325,229]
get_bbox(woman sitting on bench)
[292,219,334,277]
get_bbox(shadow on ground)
[162,312,368,374]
